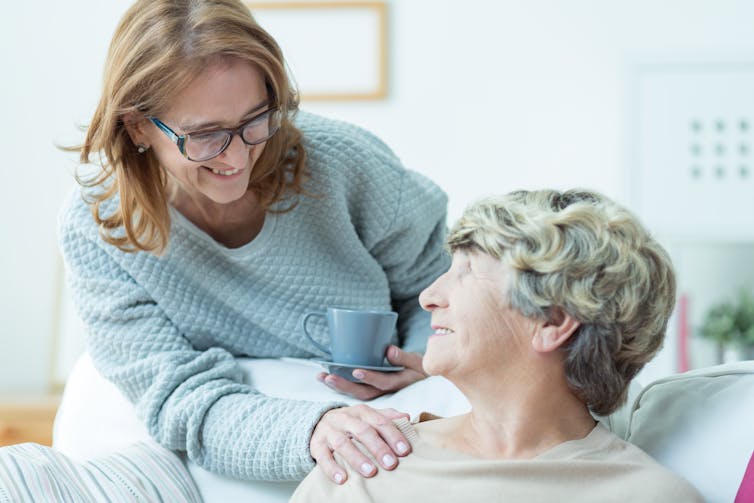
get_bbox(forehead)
[165,57,267,127]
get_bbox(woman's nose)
[419,275,447,312]
[219,132,251,164]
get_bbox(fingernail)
[334,472,344,484]
[396,441,409,454]
[382,454,396,466]
[324,376,337,388]
[352,370,365,379]
[360,462,374,475]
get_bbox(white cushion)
[626,360,754,503]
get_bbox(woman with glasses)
[291,190,704,502]
[57,0,449,485]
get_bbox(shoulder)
[58,184,99,242]
[294,111,406,190]
[290,463,369,503]
[295,110,398,163]
[588,428,703,500]
[57,183,127,265]
[294,111,444,203]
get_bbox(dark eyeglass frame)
[148,106,281,162]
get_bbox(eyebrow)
[179,99,270,132]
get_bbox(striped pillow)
[0,441,201,503]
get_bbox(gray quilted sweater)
[58,112,450,481]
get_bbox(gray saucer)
[312,359,404,382]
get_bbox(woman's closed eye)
[190,130,226,143]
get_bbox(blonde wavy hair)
[76,0,307,254]
[447,189,676,415]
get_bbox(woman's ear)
[531,308,581,353]
[123,111,149,147]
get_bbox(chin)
[421,349,446,377]
[215,194,245,205]
[209,186,248,204]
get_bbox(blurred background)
[1,0,754,403]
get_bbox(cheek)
[250,141,267,166]
[467,291,504,328]
[154,150,195,181]
[148,133,186,171]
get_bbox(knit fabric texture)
[58,111,450,481]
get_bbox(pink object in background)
[678,294,690,372]
[735,451,754,503]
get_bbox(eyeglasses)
[149,107,282,162]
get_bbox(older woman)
[291,189,704,502]
[57,0,447,485]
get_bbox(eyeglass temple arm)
[148,117,186,154]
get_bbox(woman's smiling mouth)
[204,166,242,176]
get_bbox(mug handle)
[300,311,331,356]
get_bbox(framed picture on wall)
[247,2,388,101]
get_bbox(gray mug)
[300,307,398,366]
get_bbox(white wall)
[0,1,134,393]
[3,0,754,392]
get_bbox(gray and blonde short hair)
[447,189,676,415]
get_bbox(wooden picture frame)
[247,2,388,101]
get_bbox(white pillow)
[626,360,754,503]
[53,354,470,503]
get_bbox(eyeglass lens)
[185,109,281,161]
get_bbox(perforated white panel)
[634,64,754,241]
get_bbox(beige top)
[290,416,703,503]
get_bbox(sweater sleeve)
[59,218,342,481]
